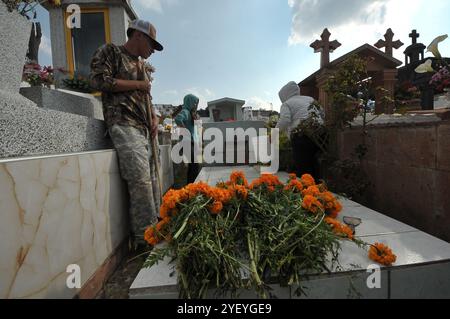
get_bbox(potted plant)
[22,62,57,88]
[62,75,94,94]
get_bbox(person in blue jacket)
[174,94,200,184]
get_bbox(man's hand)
[137,80,151,92]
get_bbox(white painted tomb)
[130,166,450,299]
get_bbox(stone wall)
[337,117,450,242]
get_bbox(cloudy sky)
[36,0,450,111]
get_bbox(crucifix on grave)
[310,28,341,68]
[410,30,419,45]
[404,29,426,65]
[374,28,404,57]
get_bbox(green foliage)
[284,57,376,199]
[324,55,372,129]
[62,76,94,94]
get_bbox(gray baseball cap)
[127,19,163,51]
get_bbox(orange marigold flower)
[320,191,335,203]
[302,185,321,197]
[216,182,227,188]
[284,179,303,192]
[328,200,343,218]
[160,205,170,219]
[230,171,249,187]
[250,174,282,190]
[288,173,297,180]
[300,174,315,187]
[156,221,166,231]
[302,195,323,214]
[324,217,353,240]
[209,201,223,214]
[368,243,397,266]
[144,226,160,246]
[232,184,248,200]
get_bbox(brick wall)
[337,120,450,242]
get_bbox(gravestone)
[129,166,450,299]
[397,29,444,110]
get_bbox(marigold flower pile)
[144,171,396,267]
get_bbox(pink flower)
[43,66,54,73]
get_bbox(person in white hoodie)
[276,81,319,177]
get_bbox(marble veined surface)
[0,150,128,298]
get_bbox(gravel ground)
[96,163,189,299]
[96,246,153,299]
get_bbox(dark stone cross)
[310,28,341,68]
[409,30,420,45]
[374,28,404,56]
[403,29,426,65]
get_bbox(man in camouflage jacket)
[90,20,164,247]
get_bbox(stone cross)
[310,28,341,68]
[374,28,404,57]
[409,30,420,45]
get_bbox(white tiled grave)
[129,166,450,299]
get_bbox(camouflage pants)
[109,124,161,244]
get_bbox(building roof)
[207,97,246,108]
[299,43,403,87]
[121,0,138,19]
[42,0,138,19]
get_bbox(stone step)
[20,87,104,120]
[0,91,112,159]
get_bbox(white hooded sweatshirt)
[276,81,316,137]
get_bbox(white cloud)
[243,97,274,111]
[40,35,52,55]
[133,0,179,13]
[39,35,52,64]
[288,0,423,63]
